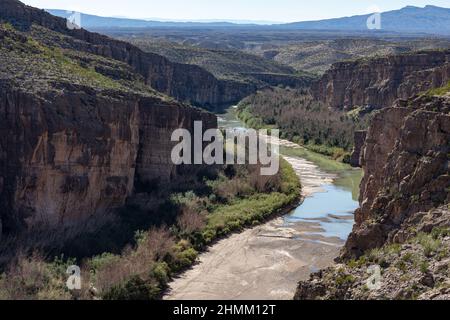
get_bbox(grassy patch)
[426,81,450,96]
[414,232,443,258]
[335,272,355,286]
[1,26,162,97]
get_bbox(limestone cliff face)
[0,82,216,237]
[0,0,254,110]
[344,95,450,257]
[313,50,450,110]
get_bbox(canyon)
[292,42,450,300]
[165,111,360,300]
[296,93,450,300]
[0,0,218,242]
[0,0,449,301]
[347,94,450,257]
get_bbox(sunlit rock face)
[313,50,450,110]
[344,95,450,258]
[0,82,216,236]
[295,95,449,301]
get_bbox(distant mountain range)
[280,5,450,35]
[46,9,261,28]
[47,5,450,35]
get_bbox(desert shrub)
[199,229,217,245]
[247,165,282,193]
[335,273,355,286]
[171,191,208,236]
[150,262,171,288]
[204,162,283,203]
[419,261,430,274]
[90,227,175,298]
[395,260,408,272]
[0,252,72,300]
[102,276,160,300]
[431,227,450,240]
[206,173,253,202]
[177,207,207,236]
[415,233,442,257]
[89,252,121,272]
[385,243,402,256]
[170,247,198,272]
[347,255,368,268]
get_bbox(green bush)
[335,273,355,286]
[150,262,170,287]
[415,233,442,257]
[102,276,160,300]
[170,248,198,272]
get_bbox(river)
[164,107,362,300]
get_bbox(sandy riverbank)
[164,153,345,300]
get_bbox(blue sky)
[21,0,450,23]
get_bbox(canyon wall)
[344,95,450,257]
[0,82,216,238]
[313,50,450,110]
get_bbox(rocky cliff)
[0,12,217,241]
[0,82,215,239]
[295,93,450,300]
[0,0,255,110]
[346,94,449,257]
[313,50,450,110]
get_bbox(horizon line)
[43,4,450,25]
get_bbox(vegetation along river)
[164,107,362,300]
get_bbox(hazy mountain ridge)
[281,5,450,35]
[47,5,450,35]
[46,9,261,28]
